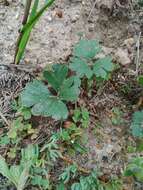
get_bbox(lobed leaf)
[21,80,50,107]
[31,98,68,120]
[93,56,114,79]
[70,57,93,79]
[73,39,101,59]
[43,64,68,91]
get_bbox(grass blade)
[15,0,55,64]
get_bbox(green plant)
[40,139,62,163]
[69,39,114,80]
[52,124,87,154]
[7,117,35,146]
[20,39,114,120]
[59,164,78,184]
[21,144,52,189]
[130,110,143,137]
[104,178,123,190]
[31,174,51,189]
[15,0,55,64]
[124,157,143,182]
[73,107,89,128]
[21,65,80,120]
[0,155,31,190]
[137,75,143,86]
[71,170,104,190]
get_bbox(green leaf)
[93,56,114,79]
[130,110,143,137]
[0,156,13,185]
[21,0,55,33]
[17,165,30,190]
[8,118,24,139]
[43,64,68,91]
[73,108,81,123]
[44,65,80,102]
[29,0,39,22]
[59,76,80,101]
[21,107,31,120]
[56,182,65,190]
[70,57,93,79]
[124,157,143,182]
[71,183,82,190]
[41,140,61,162]
[73,39,101,59]
[9,166,21,187]
[59,165,77,184]
[15,0,55,64]
[0,136,10,145]
[138,75,143,86]
[15,25,33,64]
[21,80,50,107]
[0,156,30,190]
[21,80,68,120]
[31,98,68,120]
[31,175,50,189]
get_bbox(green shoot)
[15,0,55,64]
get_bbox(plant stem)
[22,0,33,25]
[14,0,32,64]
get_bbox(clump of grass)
[14,0,55,64]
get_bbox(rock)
[115,48,131,66]
[124,38,135,48]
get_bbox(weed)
[73,107,90,128]
[59,164,78,184]
[0,155,31,190]
[21,39,114,120]
[124,157,143,182]
[0,39,118,189]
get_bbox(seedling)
[73,107,89,128]
[21,39,114,120]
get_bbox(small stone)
[124,38,135,49]
[47,16,52,22]
[55,9,63,18]
[115,48,131,66]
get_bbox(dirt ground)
[0,0,143,189]
[0,0,142,65]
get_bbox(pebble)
[115,48,131,66]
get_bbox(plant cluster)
[21,39,114,120]
[0,39,118,189]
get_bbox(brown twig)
[0,110,10,127]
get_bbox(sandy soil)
[1,0,142,66]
